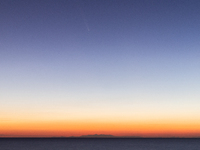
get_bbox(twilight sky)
[0,0,200,137]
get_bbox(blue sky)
[0,0,200,137]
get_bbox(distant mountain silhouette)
[80,134,114,138]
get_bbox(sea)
[0,138,199,150]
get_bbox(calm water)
[0,138,199,150]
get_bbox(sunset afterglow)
[1,0,200,138]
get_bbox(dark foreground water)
[0,138,199,150]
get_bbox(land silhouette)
[80,134,114,138]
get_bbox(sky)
[0,0,200,137]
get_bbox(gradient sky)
[0,0,200,137]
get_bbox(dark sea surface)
[0,138,199,150]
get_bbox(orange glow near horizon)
[1,119,200,138]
